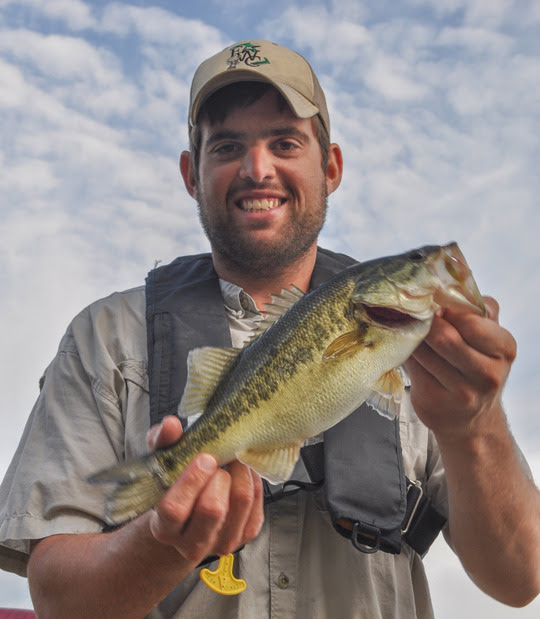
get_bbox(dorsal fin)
[178,346,240,418]
[244,284,306,346]
[267,284,305,312]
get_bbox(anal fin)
[237,441,303,484]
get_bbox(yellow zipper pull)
[200,553,246,595]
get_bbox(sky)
[0,0,539,614]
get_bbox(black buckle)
[351,522,380,554]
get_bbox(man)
[0,40,538,618]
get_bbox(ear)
[180,150,198,199]
[325,143,343,196]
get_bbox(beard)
[197,182,328,279]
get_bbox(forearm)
[28,446,264,618]
[28,512,197,618]
[436,403,540,607]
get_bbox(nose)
[238,145,275,183]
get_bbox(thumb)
[146,415,184,451]
[483,296,500,322]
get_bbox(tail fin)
[88,453,169,524]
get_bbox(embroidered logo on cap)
[227,42,270,69]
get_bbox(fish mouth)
[351,242,485,330]
[361,304,420,328]
[430,243,486,316]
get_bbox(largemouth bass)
[89,242,485,524]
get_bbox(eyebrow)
[204,126,311,147]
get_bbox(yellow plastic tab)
[200,553,247,595]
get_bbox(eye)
[408,249,425,262]
[214,143,240,155]
[273,139,299,153]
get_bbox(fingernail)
[198,454,217,473]
[147,423,162,449]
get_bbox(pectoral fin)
[365,368,404,420]
[322,330,369,361]
[237,441,303,484]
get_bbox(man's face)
[189,90,340,278]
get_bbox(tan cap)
[189,40,330,136]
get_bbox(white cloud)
[0,58,28,107]
[260,5,372,64]
[364,54,430,100]
[0,0,96,30]
[99,3,228,66]
[437,25,514,55]
[462,0,516,28]
[0,157,58,194]
[407,0,540,29]
[0,28,140,117]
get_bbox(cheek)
[283,165,321,197]
[199,164,237,200]
[301,168,328,200]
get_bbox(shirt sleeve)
[0,290,148,576]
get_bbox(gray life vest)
[145,248,446,557]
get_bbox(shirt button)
[277,572,290,589]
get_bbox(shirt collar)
[219,279,261,318]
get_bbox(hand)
[405,297,517,437]
[145,416,264,564]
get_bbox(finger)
[150,454,217,546]
[408,313,514,417]
[483,296,499,321]
[173,467,232,562]
[242,469,265,541]
[414,315,476,388]
[146,415,183,451]
[406,342,457,409]
[432,308,516,367]
[213,461,257,555]
[146,425,159,450]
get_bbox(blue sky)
[0,0,539,614]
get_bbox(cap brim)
[190,71,320,127]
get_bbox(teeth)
[240,198,281,212]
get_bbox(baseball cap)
[189,40,330,136]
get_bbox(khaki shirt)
[0,284,448,618]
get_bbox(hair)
[188,81,330,180]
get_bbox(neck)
[211,245,318,311]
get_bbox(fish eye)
[408,250,425,262]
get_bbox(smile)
[238,198,284,212]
